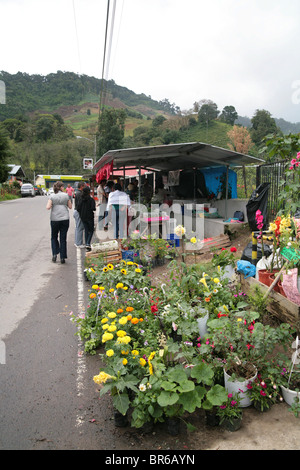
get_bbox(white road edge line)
[75,246,87,428]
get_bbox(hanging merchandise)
[246,183,270,231]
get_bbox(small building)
[7,164,26,183]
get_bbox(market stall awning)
[93,142,264,173]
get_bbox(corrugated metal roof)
[93,142,264,173]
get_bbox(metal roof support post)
[243,165,247,197]
[225,166,229,220]
[138,166,141,206]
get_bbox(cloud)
[1,0,300,122]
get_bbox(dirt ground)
[90,225,300,451]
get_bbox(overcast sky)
[1,0,300,122]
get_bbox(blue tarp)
[200,167,237,199]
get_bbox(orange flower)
[117,308,123,314]
[127,314,132,321]
[131,317,139,325]
[205,297,211,302]
[90,293,97,299]
[139,318,143,322]
[126,306,134,312]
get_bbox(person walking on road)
[96,179,107,229]
[66,184,74,200]
[73,181,86,248]
[77,186,96,251]
[46,181,72,264]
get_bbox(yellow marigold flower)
[108,312,116,319]
[190,237,197,244]
[126,306,134,312]
[135,268,141,273]
[92,284,99,290]
[121,350,129,355]
[107,264,114,270]
[109,288,114,293]
[102,332,114,343]
[103,267,108,272]
[139,358,146,366]
[121,269,127,275]
[117,329,127,337]
[117,335,131,344]
[108,325,117,332]
[90,293,97,299]
[106,349,114,357]
[99,286,105,291]
[237,318,243,322]
[123,286,128,290]
[213,278,220,284]
[119,317,128,325]
[116,283,123,289]
[131,350,139,356]
[102,324,109,330]
[93,371,113,384]
[101,318,108,323]
[122,358,128,365]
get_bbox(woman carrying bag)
[46,181,72,264]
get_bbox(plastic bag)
[246,183,270,231]
[241,241,272,265]
[237,260,256,278]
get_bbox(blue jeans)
[111,204,127,239]
[73,209,84,245]
[50,219,69,259]
[83,219,94,246]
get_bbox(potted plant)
[246,375,279,412]
[280,336,300,411]
[216,391,243,431]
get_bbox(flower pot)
[114,410,128,427]
[280,385,300,406]
[197,311,209,338]
[224,364,257,407]
[167,417,180,436]
[258,269,271,286]
[205,409,220,427]
[252,400,272,412]
[221,265,235,281]
[222,416,242,432]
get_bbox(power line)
[72,0,82,74]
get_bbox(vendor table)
[140,216,170,238]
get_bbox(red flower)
[230,247,237,252]
[151,305,158,314]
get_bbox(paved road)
[0,196,103,450]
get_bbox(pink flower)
[260,390,267,396]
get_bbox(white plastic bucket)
[224,366,257,407]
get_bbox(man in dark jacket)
[73,181,86,247]
[77,186,96,251]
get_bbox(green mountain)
[0,70,177,122]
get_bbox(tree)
[97,108,127,157]
[0,129,10,183]
[220,105,238,125]
[250,109,280,146]
[198,100,219,125]
[227,125,254,154]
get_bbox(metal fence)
[256,160,289,223]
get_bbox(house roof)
[93,142,264,173]
[8,164,26,177]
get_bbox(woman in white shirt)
[107,183,131,239]
[46,181,72,263]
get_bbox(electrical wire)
[72,0,82,74]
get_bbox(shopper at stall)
[77,186,96,251]
[106,183,131,239]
